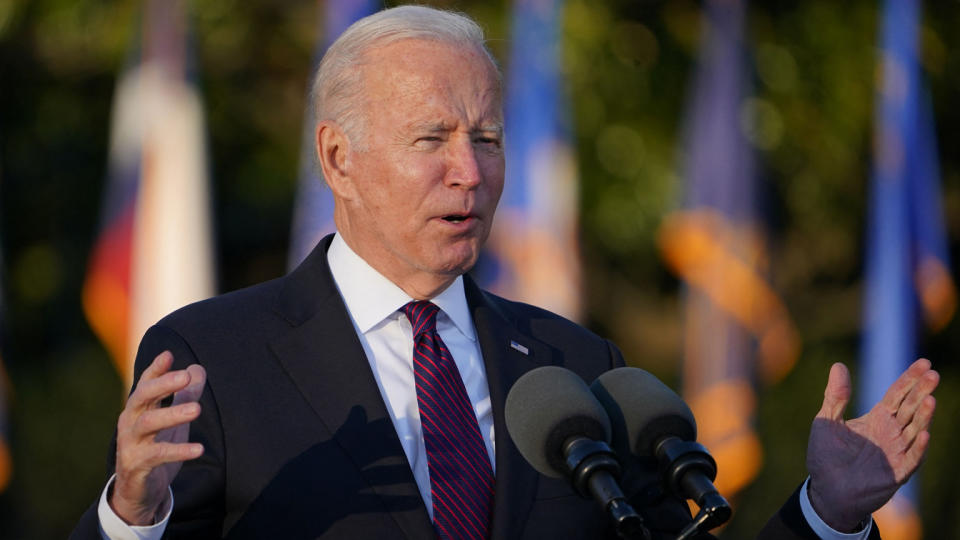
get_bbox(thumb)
[817,362,851,421]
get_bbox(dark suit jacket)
[71,235,879,539]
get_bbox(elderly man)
[72,6,938,540]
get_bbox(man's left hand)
[806,358,938,532]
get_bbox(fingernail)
[183,403,200,416]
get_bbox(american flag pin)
[509,340,529,355]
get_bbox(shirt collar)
[326,233,476,341]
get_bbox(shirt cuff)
[97,474,173,540]
[799,477,873,540]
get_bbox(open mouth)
[442,214,470,223]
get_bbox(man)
[72,6,939,540]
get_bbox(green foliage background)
[1,0,958,538]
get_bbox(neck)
[393,274,458,301]
[334,218,459,300]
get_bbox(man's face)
[334,39,505,295]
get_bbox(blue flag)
[860,1,954,537]
[478,0,581,320]
[288,0,377,270]
[657,0,799,499]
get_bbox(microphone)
[591,368,731,539]
[505,366,651,540]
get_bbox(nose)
[445,136,483,189]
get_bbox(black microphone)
[505,366,651,540]
[590,367,731,539]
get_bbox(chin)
[433,246,481,276]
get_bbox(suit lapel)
[465,277,553,540]
[267,237,554,539]
[268,235,434,539]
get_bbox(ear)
[316,121,358,200]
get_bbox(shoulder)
[156,234,338,335]
[470,285,624,370]
[476,287,580,328]
[472,285,596,335]
[134,275,293,369]
[157,275,287,333]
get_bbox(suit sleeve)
[70,324,227,540]
[756,485,882,540]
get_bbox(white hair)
[311,5,500,148]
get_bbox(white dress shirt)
[97,234,867,539]
[324,233,496,518]
[800,478,872,540]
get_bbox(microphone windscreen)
[505,366,611,478]
[590,367,696,458]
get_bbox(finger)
[126,369,194,413]
[171,364,206,407]
[134,402,202,439]
[900,395,936,448]
[879,358,933,414]
[136,441,205,470]
[816,363,851,421]
[139,351,175,382]
[895,369,940,426]
[899,430,931,481]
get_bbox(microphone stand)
[564,438,652,540]
[654,437,732,540]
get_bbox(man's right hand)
[109,351,206,526]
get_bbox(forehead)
[359,39,502,122]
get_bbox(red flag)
[83,0,215,389]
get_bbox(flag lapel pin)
[509,340,530,355]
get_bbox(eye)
[414,136,444,149]
[474,136,501,147]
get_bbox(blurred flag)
[657,0,800,500]
[477,0,581,320]
[287,0,377,270]
[860,1,954,538]
[83,0,215,390]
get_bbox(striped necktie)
[403,301,494,540]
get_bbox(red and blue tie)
[403,301,494,540]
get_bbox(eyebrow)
[411,121,452,133]
[476,123,503,136]
[408,121,503,135]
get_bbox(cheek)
[481,158,505,199]
[392,153,444,188]
[359,158,423,213]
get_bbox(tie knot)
[403,301,440,337]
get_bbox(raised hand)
[109,351,207,525]
[806,359,938,532]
